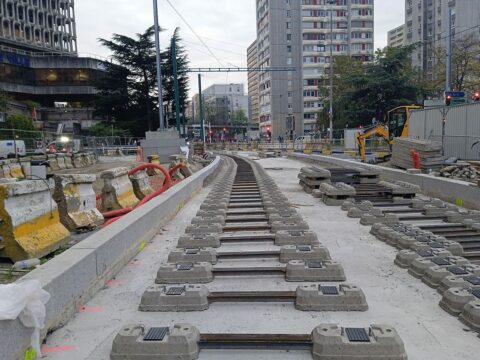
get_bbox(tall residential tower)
[254,0,374,138]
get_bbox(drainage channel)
[110,155,408,359]
[300,163,480,334]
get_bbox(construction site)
[0,140,479,359]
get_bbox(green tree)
[98,27,157,133]
[89,123,131,137]
[231,109,248,126]
[0,91,11,112]
[330,45,423,129]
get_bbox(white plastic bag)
[0,280,50,357]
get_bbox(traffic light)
[473,91,480,102]
[223,128,227,132]
[208,130,213,135]
[445,95,452,106]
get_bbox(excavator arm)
[355,124,390,162]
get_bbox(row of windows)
[303,32,372,40]
[0,63,99,86]
[302,0,373,5]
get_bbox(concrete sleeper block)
[295,284,368,311]
[394,249,452,269]
[185,223,223,234]
[168,248,218,264]
[286,260,346,282]
[275,230,319,246]
[459,297,480,331]
[139,285,209,312]
[177,234,221,248]
[438,274,480,295]
[110,323,200,360]
[156,262,214,284]
[440,286,480,316]
[311,324,407,360]
[271,220,309,233]
[408,256,469,279]
[280,245,331,262]
[422,264,480,289]
[190,216,226,226]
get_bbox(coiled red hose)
[101,163,172,227]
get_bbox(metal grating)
[177,262,194,271]
[186,249,200,255]
[290,231,303,237]
[417,250,433,257]
[144,327,169,341]
[448,266,468,275]
[320,286,339,295]
[307,261,323,269]
[472,289,480,299]
[432,257,450,266]
[297,245,312,252]
[345,328,370,342]
[466,276,480,286]
[166,287,185,296]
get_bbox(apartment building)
[201,84,250,126]
[405,0,480,78]
[247,40,260,129]
[0,0,77,54]
[388,24,406,48]
[255,0,374,138]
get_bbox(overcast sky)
[76,0,405,98]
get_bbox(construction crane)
[355,105,422,163]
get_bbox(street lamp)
[327,0,335,142]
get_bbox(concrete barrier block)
[100,167,139,211]
[440,286,480,315]
[275,230,319,246]
[9,161,24,179]
[177,234,221,248]
[53,174,103,232]
[130,170,155,200]
[64,154,74,169]
[110,323,200,360]
[312,324,407,360]
[56,154,67,170]
[156,262,214,284]
[139,285,209,312]
[72,153,84,168]
[280,245,331,263]
[295,284,368,311]
[185,223,223,234]
[168,248,217,264]
[286,260,346,282]
[47,154,60,171]
[0,180,70,262]
[459,295,480,331]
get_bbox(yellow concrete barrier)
[0,180,70,262]
[100,167,139,211]
[53,174,104,232]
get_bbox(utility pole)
[171,36,181,134]
[328,0,335,141]
[446,7,453,92]
[198,74,205,142]
[153,0,165,130]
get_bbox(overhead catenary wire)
[165,0,225,67]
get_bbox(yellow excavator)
[355,105,422,162]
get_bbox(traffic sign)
[445,91,465,98]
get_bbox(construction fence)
[409,102,480,160]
